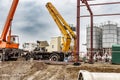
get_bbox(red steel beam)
[87,0,95,1]
[81,0,94,64]
[80,1,120,6]
[1,0,19,41]
[80,13,120,17]
[76,0,80,63]
[75,0,93,64]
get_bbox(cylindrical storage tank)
[102,21,117,48]
[86,26,102,49]
[117,27,120,44]
[78,70,120,80]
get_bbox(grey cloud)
[13,2,52,35]
[1,0,120,51]
[19,23,49,36]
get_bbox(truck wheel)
[25,53,31,61]
[49,54,60,61]
[0,53,5,61]
[0,54,2,61]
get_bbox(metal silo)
[117,27,120,44]
[102,21,117,54]
[86,26,102,53]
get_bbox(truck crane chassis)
[0,48,23,61]
[25,51,65,61]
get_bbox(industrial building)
[86,26,102,53]
[46,36,62,52]
[86,21,119,55]
[46,36,75,52]
[22,36,62,52]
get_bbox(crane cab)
[9,35,19,44]
[0,35,19,49]
[4,35,19,48]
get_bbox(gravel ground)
[0,61,120,80]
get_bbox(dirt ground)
[0,61,120,80]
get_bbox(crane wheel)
[49,54,60,61]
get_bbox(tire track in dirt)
[33,65,65,80]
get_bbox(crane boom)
[46,2,71,52]
[1,0,19,41]
[0,0,19,48]
[0,0,22,61]
[46,2,77,58]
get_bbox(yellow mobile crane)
[23,2,77,62]
[46,2,77,61]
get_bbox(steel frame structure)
[80,13,120,17]
[76,1,120,63]
[76,0,80,62]
[81,1,120,6]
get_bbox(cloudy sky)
[0,0,120,52]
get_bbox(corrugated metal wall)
[102,22,117,48]
[117,27,120,44]
[86,26,102,49]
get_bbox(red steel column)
[76,0,80,62]
[85,0,94,64]
[81,0,93,63]
[90,12,93,63]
